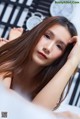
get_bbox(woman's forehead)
[46,24,71,45]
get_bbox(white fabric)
[0,82,56,119]
[54,103,80,114]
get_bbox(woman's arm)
[33,36,80,110]
[33,59,78,109]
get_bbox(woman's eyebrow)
[58,41,66,49]
[48,30,67,47]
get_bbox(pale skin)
[0,26,80,111]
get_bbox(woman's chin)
[32,55,48,66]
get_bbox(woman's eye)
[57,45,63,50]
[44,34,50,39]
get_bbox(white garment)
[0,82,57,119]
[54,103,80,115]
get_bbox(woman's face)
[32,24,71,66]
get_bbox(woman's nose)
[43,42,54,54]
[43,47,50,54]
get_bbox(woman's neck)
[12,60,43,89]
[11,60,43,96]
[22,60,43,79]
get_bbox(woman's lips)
[37,51,47,59]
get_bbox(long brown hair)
[0,16,77,108]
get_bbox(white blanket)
[0,82,56,119]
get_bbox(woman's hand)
[0,38,8,47]
[0,27,24,47]
[68,36,80,65]
[9,27,23,40]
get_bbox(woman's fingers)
[68,36,80,64]
[0,27,24,47]
[17,27,24,32]
[0,38,8,47]
[69,36,80,45]
[9,27,24,40]
[0,38,8,41]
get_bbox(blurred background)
[0,0,80,108]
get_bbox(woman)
[0,16,80,110]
